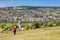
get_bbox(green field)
[0,26,60,40]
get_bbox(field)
[0,26,60,40]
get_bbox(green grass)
[0,26,60,40]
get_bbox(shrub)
[56,20,60,26]
[1,27,11,33]
[47,21,54,27]
[39,21,43,26]
[43,23,47,27]
[38,21,49,28]
[24,24,29,30]
[33,22,40,28]
[0,23,6,29]
[40,21,47,27]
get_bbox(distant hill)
[0,6,60,12]
[0,6,60,22]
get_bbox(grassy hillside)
[0,26,60,40]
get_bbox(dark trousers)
[14,31,16,35]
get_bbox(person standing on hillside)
[12,25,18,35]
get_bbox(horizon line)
[0,5,60,8]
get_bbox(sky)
[0,0,60,7]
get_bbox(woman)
[12,25,18,35]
